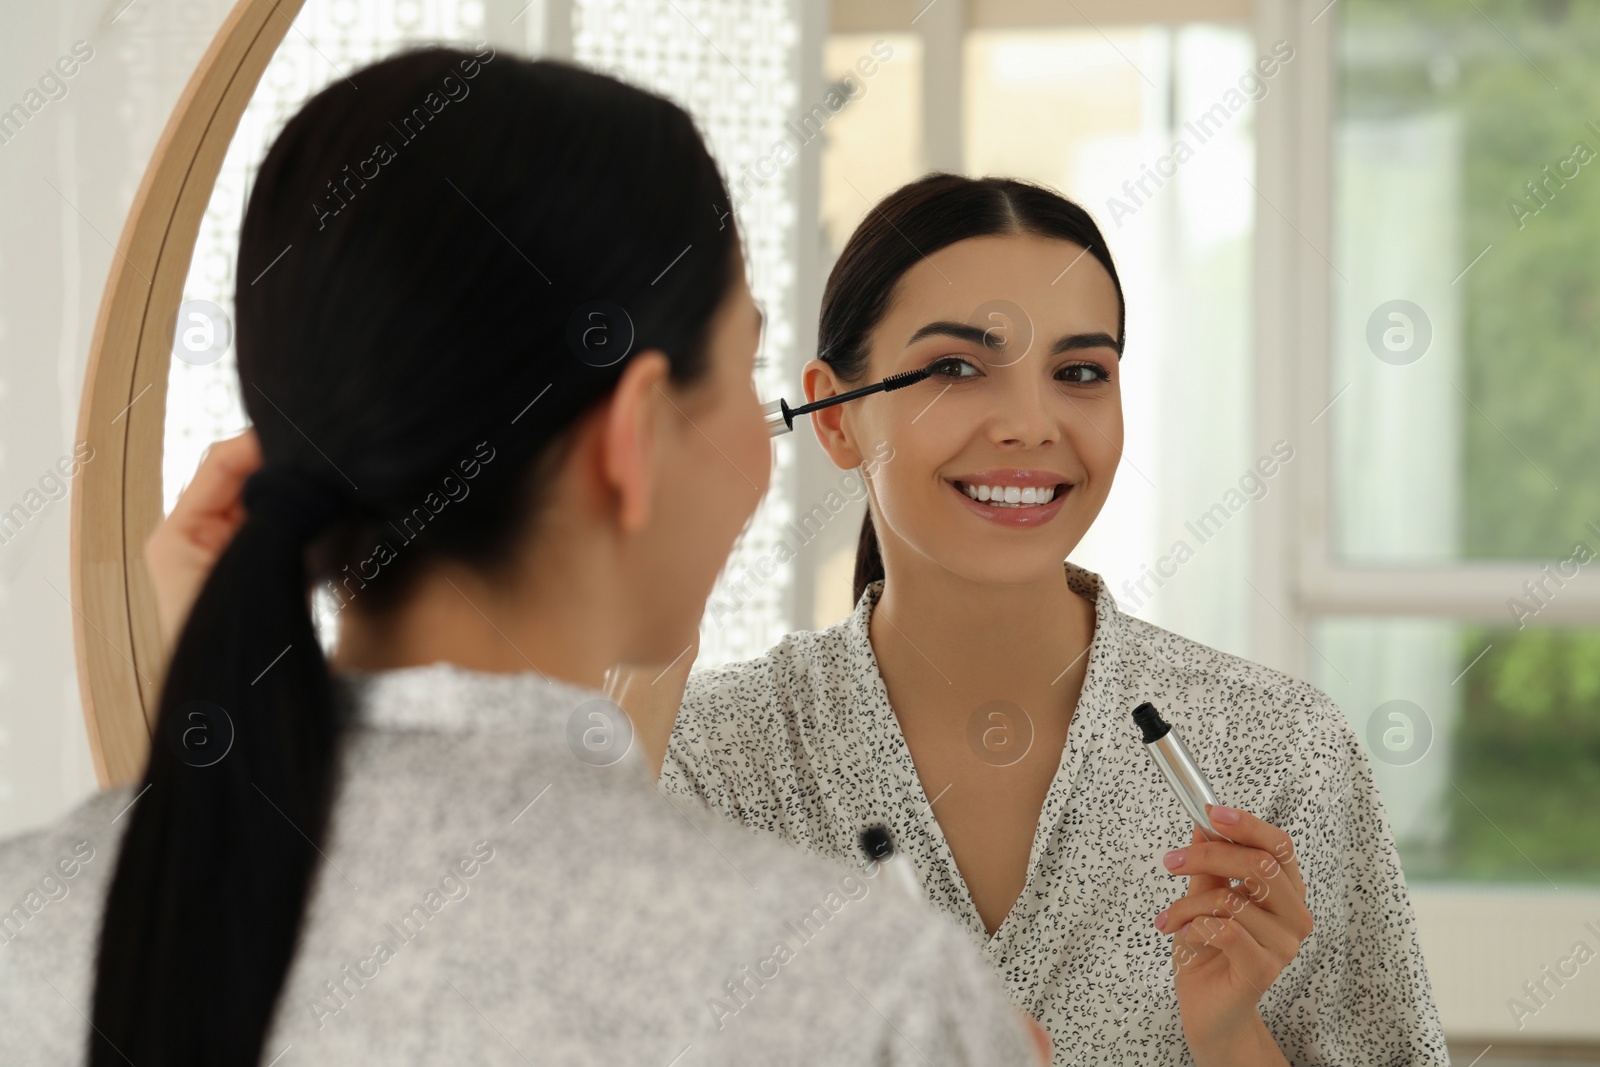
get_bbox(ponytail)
[91,468,347,1063]
[853,511,885,607]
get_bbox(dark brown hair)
[91,48,735,1064]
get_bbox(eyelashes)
[924,356,977,379]
[924,355,1112,384]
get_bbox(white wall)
[0,0,238,835]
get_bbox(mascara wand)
[762,367,933,437]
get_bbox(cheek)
[738,394,773,502]
[1072,398,1123,479]
[697,385,771,539]
[858,405,962,521]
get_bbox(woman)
[637,175,1449,1065]
[0,50,1046,1065]
[135,160,1447,1065]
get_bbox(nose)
[986,373,1060,449]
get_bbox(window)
[1321,0,1600,885]
[1286,0,1600,1045]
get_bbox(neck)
[328,561,612,687]
[326,557,682,764]
[871,555,1095,706]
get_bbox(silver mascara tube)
[1132,701,1236,844]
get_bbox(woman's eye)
[1059,362,1110,384]
[927,356,979,378]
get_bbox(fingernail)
[1179,921,1193,938]
[1211,805,1242,825]
[1163,848,1186,869]
[1153,908,1169,930]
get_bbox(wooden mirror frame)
[70,0,308,787]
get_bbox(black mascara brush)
[762,367,933,437]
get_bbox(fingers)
[1161,812,1311,945]
[1206,803,1304,895]
[144,430,263,648]
[1172,912,1285,992]
[1157,884,1310,957]
[1164,807,1304,902]
[1177,823,1230,897]
[1164,842,1305,928]
[1018,1013,1052,1064]
[176,430,260,525]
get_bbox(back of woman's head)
[91,46,735,1064]
[816,173,1124,604]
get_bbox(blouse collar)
[332,660,650,775]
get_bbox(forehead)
[881,232,1121,341]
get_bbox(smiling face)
[804,231,1124,586]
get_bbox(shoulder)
[0,784,132,917]
[1115,611,1364,826]
[1121,610,1352,751]
[0,786,135,1063]
[684,617,852,706]
[643,796,1033,1063]
[674,616,859,744]
[305,736,1030,1062]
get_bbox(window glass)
[1333,0,1600,563]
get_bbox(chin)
[923,543,1077,588]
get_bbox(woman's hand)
[144,430,262,648]
[1155,803,1311,1066]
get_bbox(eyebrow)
[904,320,1123,358]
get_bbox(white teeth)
[959,482,1061,508]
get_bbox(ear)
[599,350,672,534]
[801,358,864,470]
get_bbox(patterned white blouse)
[660,561,1451,1065]
[0,663,1039,1066]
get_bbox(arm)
[1264,699,1450,1065]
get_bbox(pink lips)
[950,468,1069,489]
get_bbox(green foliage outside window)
[1341,0,1600,884]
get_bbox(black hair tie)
[242,465,346,541]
